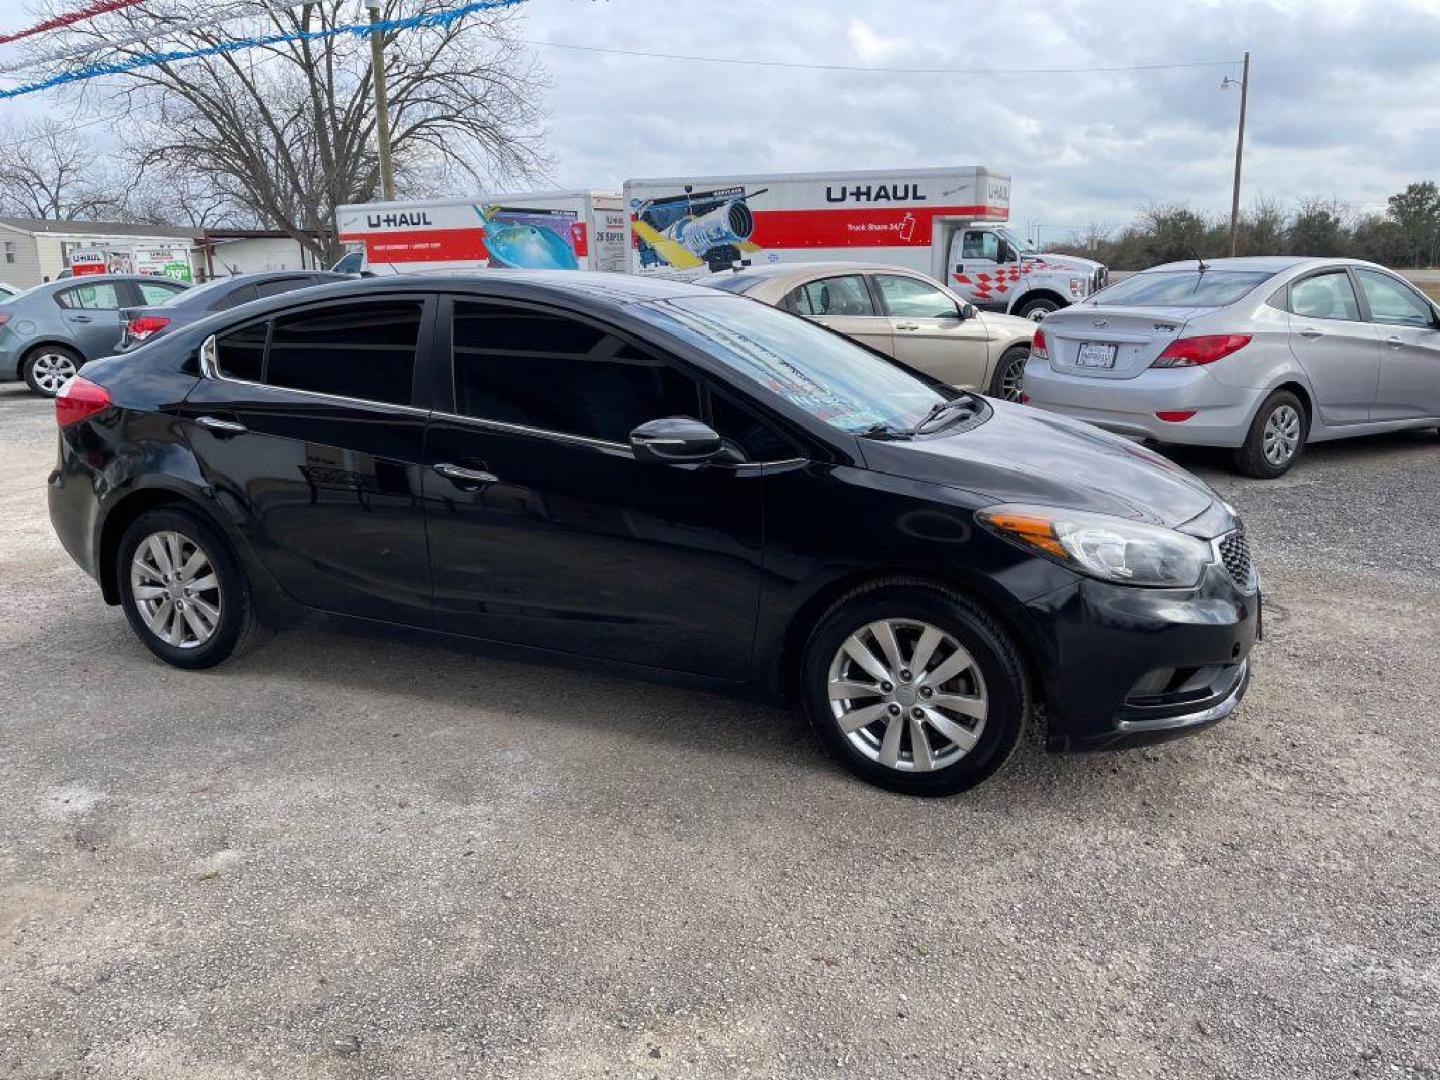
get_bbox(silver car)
[707,261,1037,399]
[1023,256,1440,477]
[0,274,188,396]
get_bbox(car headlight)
[976,503,1212,587]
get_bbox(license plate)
[1076,342,1117,369]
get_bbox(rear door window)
[451,300,700,444]
[55,283,122,310]
[1354,269,1434,327]
[265,300,422,405]
[255,277,315,299]
[787,275,877,317]
[1289,271,1362,321]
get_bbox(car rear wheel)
[988,345,1030,402]
[1016,296,1060,322]
[117,507,257,669]
[801,581,1029,796]
[1233,390,1307,478]
[22,345,82,397]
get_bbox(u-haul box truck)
[335,190,627,274]
[624,167,1106,320]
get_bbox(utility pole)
[1225,51,1250,257]
[366,0,396,200]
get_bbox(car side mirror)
[630,417,724,465]
[959,302,977,320]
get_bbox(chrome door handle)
[195,415,247,434]
[1298,327,1323,339]
[1385,335,1404,348]
[894,322,920,331]
[433,462,498,485]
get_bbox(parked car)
[708,262,1035,400]
[49,272,1259,796]
[1,275,188,396]
[1023,256,1440,477]
[115,270,350,352]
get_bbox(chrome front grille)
[1217,529,1257,592]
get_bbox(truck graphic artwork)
[473,205,580,270]
[631,186,769,273]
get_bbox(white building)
[197,229,328,278]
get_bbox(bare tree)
[0,117,125,220]
[32,0,551,261]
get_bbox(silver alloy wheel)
[30,352,78,394]
[1262,403,1302,467]
[827,618,988,773]
[129,530,222,649]
[998,352,1027,402]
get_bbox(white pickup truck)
[625,166,1106,320]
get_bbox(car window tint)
[452,301,700,443]
[875,275,959,319]
[962,231,999,261]
[255,277,312,299]
[1355,269,1433,327]
[55,282,122,310]
[213,283,258,310]
[138,281,185,304]
[708,389,796,463]
[215,321,267,382]
[267,300,421,405]
[791,275,875,317]
[1288,271,1362,321]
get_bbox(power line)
[518,39,1243,76]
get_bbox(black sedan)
[48,273,1260,795]
[114,270,350,352]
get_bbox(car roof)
[29,274,189,292]
[705,260,922,283]
[1142,256,1341,274]
[351,269,719,305]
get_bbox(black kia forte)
[48,272,1260,795]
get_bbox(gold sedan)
[706,261,1036,400]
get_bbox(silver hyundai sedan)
[1022,256,1440,477]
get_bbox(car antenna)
[1187,244,1209,272]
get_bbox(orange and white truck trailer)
[624,166,1106,320]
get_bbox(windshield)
[640,294,946,434]
[995,227,1037,254]
[1092,269,1276,308]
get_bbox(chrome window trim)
[198,332,430,416]
[432,408,808,469]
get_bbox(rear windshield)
[1092,270,1276,308]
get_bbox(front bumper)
[1015,559,1260,752]
[1023,360,1255,448]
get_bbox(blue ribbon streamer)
[0,0,527,100]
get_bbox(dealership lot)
[1,382,1437,1077]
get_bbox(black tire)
[117,506,258,669]
[800,579,1029,797]
[987,344,1030,401]
[1232,390,1307,479]
[22,344,83,397]
[1015,296,1060,322]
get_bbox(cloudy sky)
[3,0,1440,242]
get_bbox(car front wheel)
[118,507,258,669]
[801,581,1029,796]
[22,345,82,397]
[988,344,1030,402]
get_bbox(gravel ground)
[1,381,1437,1079]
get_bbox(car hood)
[858,399,1218,529]
[1031,253,1104,273]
